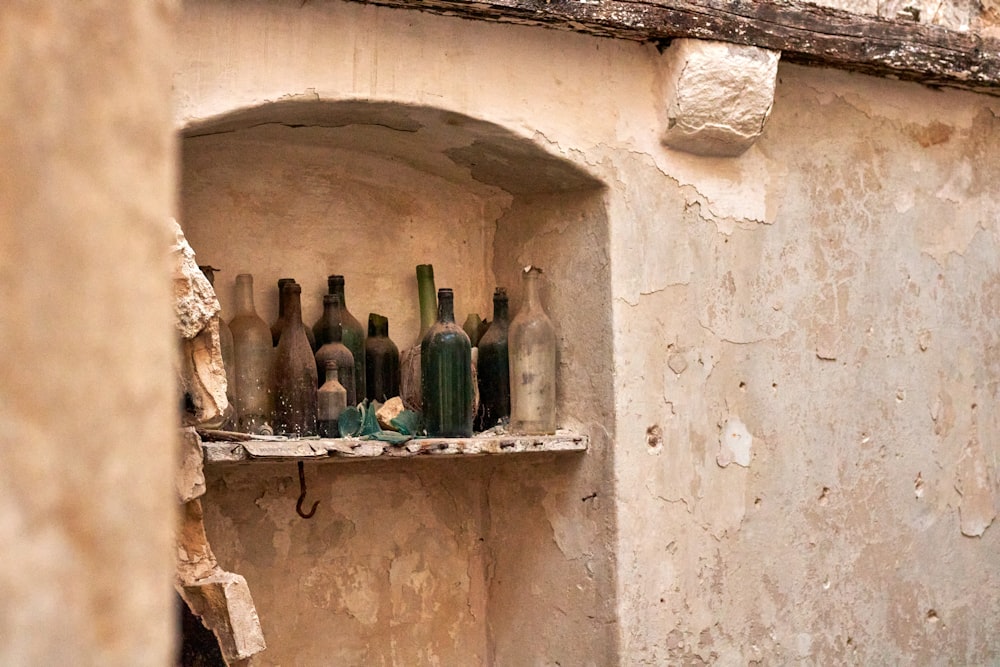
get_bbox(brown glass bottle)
[317,359,348,438]
[325,275,366,401]
[272,282,317,436]
[273,278,315,350]
[476,288,510,431]
[228,274,273,434]
[421,288,473,437]
[365,313,400,402]
[314,295,357,407]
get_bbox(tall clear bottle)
[326,275,366,402]
[272,282,318,436]
[476,288,510,431]
[366,313,400,403]
[228,273,273,434]
[421,288,473,437]
[314,295,357,407]
[508,267,556,435]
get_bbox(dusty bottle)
[314,295,357,407]
[421,288,473,437]
[228,273,273,434]
[366,313,400,403]
[272,282,318,436]
[273,278,316,349]
[476,288,511,431]
[508,267,556,434]
[400,264,436,410]
[326,275,366,402]
[317,359,348,438]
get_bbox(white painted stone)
[660,39,780,157]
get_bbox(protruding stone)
[180,572,267,663]
[660,39,780,157]
[177,428,206,503]
[376,396,406,430]
[171,219,229,426]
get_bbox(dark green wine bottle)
[366,313,400,403]
[475,288,510,431]
[272,282,318,436]
[326,275,366,403]
[421,288,473,437]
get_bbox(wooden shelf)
[201,431,588,464]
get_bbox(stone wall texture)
[0,1,179,665]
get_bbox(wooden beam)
[343,0,1000,95]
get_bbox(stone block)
[660,39,780,157]
[180,572,267,664]
[177,428,206,503]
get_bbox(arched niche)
[181,99,617,666]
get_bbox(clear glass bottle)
[508,267,556,435]
[272,282,318,436]
[228,273,273,434]
[326,275,366,402]
[421,288,473,437]
[366,313,400,403]
[317,359,348,438]
[314,295,357,408]
[476,287,510,431]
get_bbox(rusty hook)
[296,461,318,519]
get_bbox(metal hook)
[296,461,318,519]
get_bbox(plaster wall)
[177,0,1000,663]
[0,2,178,665]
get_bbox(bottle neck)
[417,264,436,337]
[493,290,509,321]
[277,278,294,316]
[282,284,303,325]
[369,313,389,337]
[437,289,455,324]
[328,275,347,309]
[521,269,542,310]
[233,275,256,315]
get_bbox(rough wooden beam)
[343,0,1000,94]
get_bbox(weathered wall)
[614,65,1000,663]
[0,1,179,665]
[176,0,1000,663]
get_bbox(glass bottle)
[228,273,273,434]
[326,275,366,402]
[273,278,315,349]
[317,359,348,438]
[314,295,357,407]
[421,288,473,437]
[272,282,317,436]
[476,288,511,431]
[365,313,400,402]
[270,278,294,346]
[508,267,556,435]
[401,264,436,410]
[416,264,437,338]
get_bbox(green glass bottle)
[366,313,400,403]
[326,275,366,402]
[314,295,357,407]
[421,288,473,437]
[476,288,510,431]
